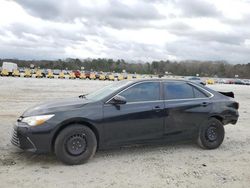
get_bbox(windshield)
[85,80,132,101]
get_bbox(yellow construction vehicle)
[118,74,124,81]
[47,71,54,79]
[79,72,86,79]
[58,71,65,79]
[133,74,140,79]
[69,72,76,79]
[126,75,133,80]
[1,69,9,76]
[12,69,20,77]
[99,73,106,80]
[35,70,43,78]
[90,73,96,80]
[206,78,215,85]
[24,69,32,77]
[108,74,115,81]
[106,73,115,81]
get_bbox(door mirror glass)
[111,95,127,104]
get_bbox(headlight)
[21,114,55,126]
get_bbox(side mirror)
[111,95,127,105]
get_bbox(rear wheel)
[197,118,224,149]
[54,124,97,165]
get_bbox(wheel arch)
[209,115,224,124]
[51,118,100,152]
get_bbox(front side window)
[164,82,208,100]
[119,82,160,102]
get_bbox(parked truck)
[1,62,18,76]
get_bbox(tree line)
[1,58,250,78]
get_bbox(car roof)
[131,78,187,83]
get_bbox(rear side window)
[164,82,208,100]
[120,82,160,102]
[193,87,208,98]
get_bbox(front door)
[103,81,165,146]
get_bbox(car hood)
[22,97,90,117]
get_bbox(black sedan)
[11,79,239,165]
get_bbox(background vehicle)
[35,70,43,78]
[79,72,86,79]
[187,77,206,85]
[235,79,245,85]
[95,72,101,80]
[127,74,133,80]
[12,69,20,77]
[53,69,61,76]
[47,70,54,79]
[73,70,81,78]
[1,62,18,76]
[84,71,90,79]
[118,74,124,81]
[12,79,239,165]
[206,78,215,84]
[90,72,96,80]
[106,73,115,81]
[24,69,32,77]
[19,67,25,73]
[226,79,235,84]
[41,69,47,78]
[114,73,119,80]
[58,71,65,79]
[243,80,250,85]
[69,72,76,79]
[99,73,106,80]
[132,74,140,79]
[1,69,9,76]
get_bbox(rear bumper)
[11,122,53,153]
[223,111,239,125]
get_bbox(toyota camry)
[11,79,239,165]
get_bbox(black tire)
[54,124,97,165]
[197,118,224,149]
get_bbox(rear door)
[163,81,212,134]
[103,81,165,146]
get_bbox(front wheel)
[197,118,225,149]
[54,124,97,165]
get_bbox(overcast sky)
[0,0,250,63]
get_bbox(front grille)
[11,129,20,147]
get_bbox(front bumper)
[11,122,53,153]
[11,126,37,152]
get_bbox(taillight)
[230,102,239,110]
[235,102,239,110]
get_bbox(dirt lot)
[0,77,249,188]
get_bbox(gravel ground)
[0,77,250,188]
